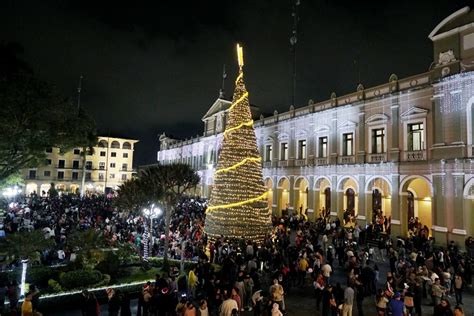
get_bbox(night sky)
[1,0,472,166]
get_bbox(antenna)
[290,0,300,107]
[77,75,83,110]
[219,64,227,99]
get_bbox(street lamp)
[142,204,163,261]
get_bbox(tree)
[204,45,272,242]
[0,43,97,181]
[0,230,54,263]
[115,177,150,214]
[139,164,199,264]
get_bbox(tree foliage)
[0,42,97,181]
[0,230,54,261]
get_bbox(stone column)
[450,173,465,245]
[357,112,366,164]
[272,176,279,216]
[390,103,400,161]
[331,175,338,218]
[357,175,366,225]
[391,174,402,237]
[289,176,295,214]
[272,135,279,168]
[365,191,373,225]
[307,176,316,221]
[432,173,447,243]
[330,116,338,164]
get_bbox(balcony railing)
[263,161,272,168]
[295,159,307,166]
[278,160,288,167]
[339,156,355,164]
[368,153,386,163]
[404,150,426,161]
[315,157,328,165]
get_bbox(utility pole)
[290,0,300,107]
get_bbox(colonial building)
[157,7,474,245]
[22,136,138,195]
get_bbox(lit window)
[372,128,385,153]
[298,140,307,159]
[343,133,353,156]
[280,143,288,161]
[319,137,328,158]
[408,123,424,151]
[265,145,272,162]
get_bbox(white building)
[157,7,474,245]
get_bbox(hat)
[394,292,401,298]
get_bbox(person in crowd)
[433,298,454,316]
[219,292,238,316]
[20,292,33,316]
[106,288,121,316]
[341,284,354,316]
[81,289,99,316]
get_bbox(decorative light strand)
[228,91,249,111]
[215,157,262,174]
[223,120,254,137]
[206,192,268,212]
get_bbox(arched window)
[324,187,331,211]
[122,142,132,150]
[111,141,120,148]
[98,140,108,148]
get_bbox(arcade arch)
[366,176,392,221]
[264,178,274,209]
[401,176,432,234]
[277,177,290,214]
[294,177,309,214]
[314,177,331,216]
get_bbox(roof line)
[428,6,470,40]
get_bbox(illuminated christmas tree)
[204,44,272,242]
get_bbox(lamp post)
[2,185,22,205]
[142,204,162,261]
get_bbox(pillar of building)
[357,112,366,164]
[330,116,338,164]
[272,175,279,216]
[357,175,366,226]
[288,176,296,215]
[331,175,338,219]
[450,173,466,245]
[390,103,400,162]
[365,191,373,226]
[307,176,316,221]
[391,174,402,237]
[432,173,448,243]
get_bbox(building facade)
[157,8,474,244]
[22,136,138,195]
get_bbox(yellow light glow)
[228,91,249,111]
[206,192,268,212]
[237,44,244,68]
[215,157,261,174]
[223,120,254,137]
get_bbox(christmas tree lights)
[204,44,272,242]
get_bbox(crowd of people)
[0,192,473,316]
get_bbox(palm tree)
[140,164,199,264]
[115,177,149,214]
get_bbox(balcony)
[404,150,426,161]
[339,156,355,164]
[278,160,289,168]
[295,159,307,167]
[315,157,328,165]
[368,153,386,163]
[263,161,272,168]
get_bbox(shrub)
[95,252,120,278]
[59,269,103,290]
[28,266,59,288]
[48,279,62,293]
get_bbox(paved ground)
[50,256,474,316]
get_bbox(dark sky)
[1,0,472,166]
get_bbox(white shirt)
[219,299,238,316]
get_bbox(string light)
[206,192,268,211]
[204,44,272,242]
[214,157,262,174]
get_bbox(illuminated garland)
[214,157,261,174]
[223,120,254,137]
[228,91,249,111]
[206,192,268,212]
